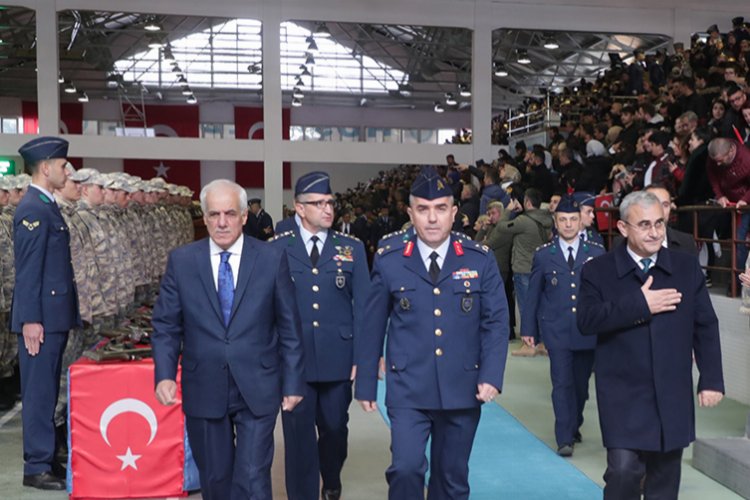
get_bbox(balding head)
[708,138,737,166]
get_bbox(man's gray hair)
[708,137,733,159]
[199,179,248,213]
[619,190,661,221]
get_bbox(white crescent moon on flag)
[99,398,158,447]
[153,124,178,138]
[248,122,264,139]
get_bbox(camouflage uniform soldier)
[0,176,19,409]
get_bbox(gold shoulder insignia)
[22,219,40,231]
[272,230,294,241]
[377,247,385,255]
[335,230,360,242]
[481,245,489,252]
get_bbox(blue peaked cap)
[555,195,580,213]
[410,166,453,200]
[18,136,69,165]
[295,171,332,196]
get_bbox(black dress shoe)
[574,431,582,443]
[322,488,342,500]
[557,444,574,457]
[51,461,67,480]
[23,471,66,490]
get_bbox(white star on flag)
[116,447,142,471]
[154,162,170,178]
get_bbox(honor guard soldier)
[272,172,369,500]
[356,166,509,500]
[12,136,81,490]
[521,195,605,457]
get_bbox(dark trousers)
[604,448,683,500]
[386,407,481,500]
[282,380,352,500]
[548,348,595,447]
[185,373,276,500]
[18,331,67,475]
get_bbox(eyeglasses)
[299,199,336,209]
[623,219,666,232]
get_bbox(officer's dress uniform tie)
[640,257,652,274]
[429,251,440,284]
[218,251,234,326]
[567,246,575,270]
[310,235,320,267]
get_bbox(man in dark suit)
[577,190,724,499]
[522,196,605,457]
[11,136,81,491]
[152,179,305,500]
[242,197,274,240]
[272,172,369,500]
[356,166,509,499]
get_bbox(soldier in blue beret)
[12,136,81,490]
[521,195,605,457]
[356,165,509,499]
[573,191,605,246]
[271,171,369,500]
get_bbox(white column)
[471,7,494,164]
[35,2,61,135]
[261,1,283,222]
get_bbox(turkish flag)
[595,193,616,232]
[234,106,291,189]
[69,358,186,498]
[21,101,84,167]
[123,105,201,195]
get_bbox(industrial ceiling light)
[58,72,64,84]
[543,37,559,50]
[445,92,457,106]
[314,22,331,38]
[306,36,318,54]
[517,50,531,64]
[144,18,162,32]
[295,76,305,87]
[305,52,316,66]
[247,62,261,74]
[299,65,311,77]
[186,95,197,104]
[458,83,471,97]
[181,86,193,96]
[162,45,175,65]
[292,98,302,107]
[493,62,508,77]
[64,82,76,93]
[147,34,166,49]
[77,92,89,103]
[172,65,184,77]
[292,87,304,99]
[398,83,413,97]
[434,101,445,113]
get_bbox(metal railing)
[598,204,748,298]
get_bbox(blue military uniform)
[355,166,509,500]
[272,172,370,500]
[522,196,605,453]
[11,137,81,483]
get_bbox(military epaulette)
[535,241,556,253]
[454,236,489,254]
[584,241,605,250]
[376,237,407,256]
[377,228,411,249]
[332,230,360,243]
[379,228,407,242]
[271,230,295,241]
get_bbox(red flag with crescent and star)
[68,358,186,498]
[122,104,201,196]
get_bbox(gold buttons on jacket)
[313,303,320,310]
[51,290,56,296]
[571,295,576,300]
[433,287,440,295]
[571,307,577,313]
[313,321,319,327]
[434,308,442,317]
[435,328,443,337]
[312,268,319,275]
[312,285,319,292]
[435,348,443,356]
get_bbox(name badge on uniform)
[461,296,473,313]
[335,275,346,289]
[400,297,410,311]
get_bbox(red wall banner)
[21,101,84,167]
[234,107,291,189]
[123,104,201,195]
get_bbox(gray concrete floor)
[1,342,747,499]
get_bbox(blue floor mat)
[376,381,602,499]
